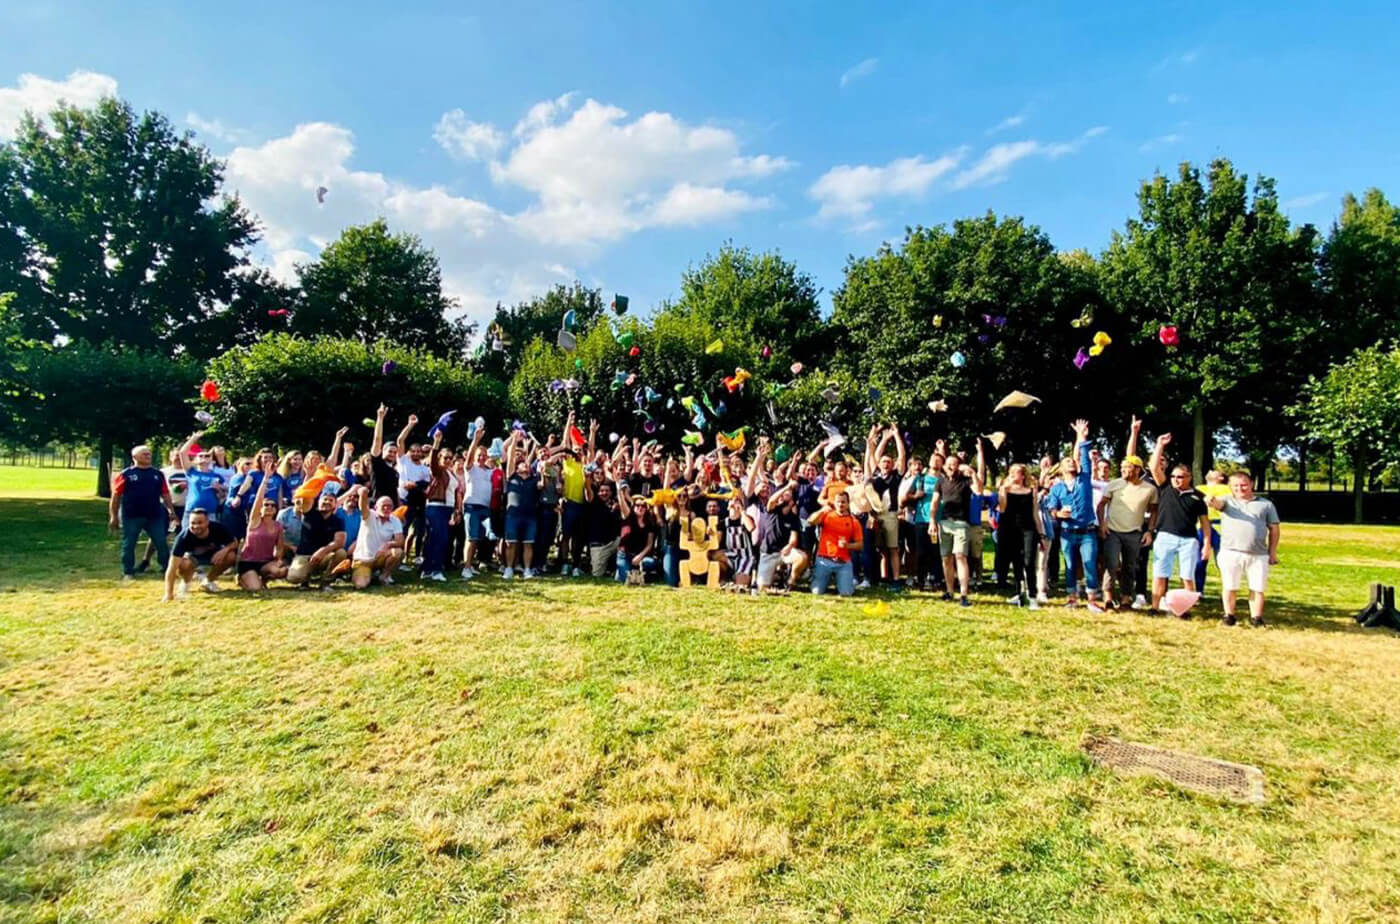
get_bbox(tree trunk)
[1298,444,1307,493]
[97,436,114,499]
[1191,405,1206,482]
[1352,446,1365,524]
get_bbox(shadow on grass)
[3,496,1396,638]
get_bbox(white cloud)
[219,94,788,323]
[433,109,504,161]
[185,111,249,144]
[490,96,790,245]
[809,152,965,222]
[987,114,1024,135]
[952,126,1107,188]
[513,91,576,137]
[0,69,117,140]
[839,57,879,89]
[1138,133,1183,152]
[1284,191,1330,210]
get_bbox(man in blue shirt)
[1045,419,1103,612]
[108,444,176,580]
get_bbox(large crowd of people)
[109,405,1283,625]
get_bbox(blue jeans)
[1060,529,1099,594]
[811,555,855,596]
[423,505,451,575]
[1195,523,1220,591]
[122,513,169,575]
[616,553,657,583]
[663,544,681,587]
[535,506,558,567]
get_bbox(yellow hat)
[1122,454,1144,467]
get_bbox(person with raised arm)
[236,457,288,591]
[1046,419,1103,612]
[1147,432,1212,616]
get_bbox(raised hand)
[377,403,388,418]
[407,414,419,427]
[1072,419,1090,441]
[335,426,349,440]
[1130,415,1142,434]
[1157,432,1173,448]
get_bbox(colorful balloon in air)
[200,380,220,402]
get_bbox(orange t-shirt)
[814,510,860,562]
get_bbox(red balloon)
[629,345,641,357]
[200,380,220,402]
[1158,325,1180,347]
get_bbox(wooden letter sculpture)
[679,515,722,588]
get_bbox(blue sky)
[3,0,1397,327]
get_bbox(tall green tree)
[1293,345,1400,522]
[1099,159,1320,478]
[0,97,259,356]
[1320,189,1400,356]
[292,219,473,359]
[476,282,605,380]
[829,214,1123,457]
[12,342,202,496]
[665,242,829,374]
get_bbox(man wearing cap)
[1096,451,1158,611]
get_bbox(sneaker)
[201,579,221,593]
[399,563,414,572]
[382,574,395,586]
[523,569,534,579]
[959,596,971,608]
[122,574,136,582]
[1223,613,1237,626]
[1028,598,1041,611]
[1249,616,1266,628]
[460,567,476,580]
[135,561,150,573]
[429,572,447,582]
[573,566,585,577]
[1036,593,1049,605]
[855,579,871,591]
[503,567,515,580]
[1131,594,1148,610]
[1086,602,1105,614]
[1006,594,1023,606]
[177,580,190,598]
[940,592,953,602]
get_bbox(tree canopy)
[0,97,259,358]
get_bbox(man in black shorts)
[163,507,238,601]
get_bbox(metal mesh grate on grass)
[1083,735,1267,805]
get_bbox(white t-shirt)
[396,458,430,500]
[163,465,188,509]
[354,514,404,562]
[465,465,494,506]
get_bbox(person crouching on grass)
[351,486,406,589]
[286,492,348,591]
[236,459,288,591]
[162,508,239,601]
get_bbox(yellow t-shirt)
[1198,483,1231,522]
[561,457,585,503]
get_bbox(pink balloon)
[1163,589,1201,618]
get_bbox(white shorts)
[1217,550,1269,593]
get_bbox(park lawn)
[1,472,1399,923]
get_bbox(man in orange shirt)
[808,490,863,596]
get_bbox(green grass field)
[2,469,1399,923]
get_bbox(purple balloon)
[381,360,397,375]
[1073,347,1090,370]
